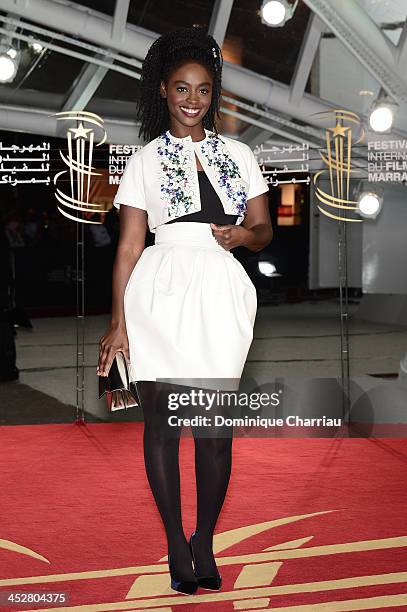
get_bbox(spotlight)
[0,52,18,82]
[27,37,44,53]
[356,191,382,219]
[30,41,44,53]
[369,98,398,133]
[258,261,281,277]
[260,0,298,27]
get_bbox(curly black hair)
[136,26,223,143]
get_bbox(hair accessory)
[211,45,222,71]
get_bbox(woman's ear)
[160,81,167,99]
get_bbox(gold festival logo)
[2,511,407,610]
[50,111,108,224]
[312,109,365,222]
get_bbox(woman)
[97,26,273,595]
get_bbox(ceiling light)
[260,0,298,27]
[30,42,44,53]
[0,53,18,83]
[369,98,398,133]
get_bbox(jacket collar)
[164,128,215,144]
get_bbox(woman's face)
[160,61,213,132]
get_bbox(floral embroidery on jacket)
[157,132,198,217]
[200,134,248,215]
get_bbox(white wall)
[318,38,407,133]
[309,178,363,289]
[309,34,407,292]
[362,183,407,294]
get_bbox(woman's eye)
[175,87,210,94]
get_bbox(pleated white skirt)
[124,222,257,390]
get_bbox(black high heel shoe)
[189,531,222,591]
[168,552,198,595]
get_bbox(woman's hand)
[210,223,250,251]
[97,324,130,376]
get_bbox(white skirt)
[124,222,257,391]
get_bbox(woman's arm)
[211,193,273,252]
[111,206,147,327]
[97,206,147,376]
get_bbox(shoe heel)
[189,532,222,591]
[168,552,198,595]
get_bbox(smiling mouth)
[180,106,201,117]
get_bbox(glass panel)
[127,0,216,33]
[224,0,312,87]
[318,35,381,115]
[358,0,407,45]
[71,0,115,17]
[6,41,84,95]
[94,71,140,103]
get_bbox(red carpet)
[0,423,407,611]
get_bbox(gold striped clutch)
[98,350,140,411]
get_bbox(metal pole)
[336,117,351,423]
[75,168,85,422]
[338,218,351,422]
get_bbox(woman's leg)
[191,410,233,577]
[138,381,195,580]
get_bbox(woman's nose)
[187,91,199,104]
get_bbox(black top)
[166,170,239,226]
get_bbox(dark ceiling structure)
[0,0,406,151]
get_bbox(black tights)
[137,381,233,580]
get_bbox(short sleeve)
[113,151,147,211]
[246,146,269,200]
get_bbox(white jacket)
[113,128,269,233]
